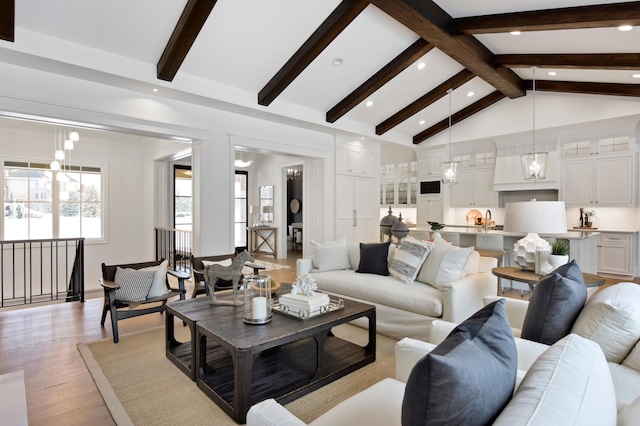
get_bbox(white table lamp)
[504,201,567,271]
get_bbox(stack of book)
[278,292,330,316]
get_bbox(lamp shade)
[504,201,567,234]
[504,201,568,271]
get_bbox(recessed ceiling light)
[332,58,343,66]
[633,73,640,79]
[417,62,426,70]
[365,100,373,107]
[547,71,557,76]
[419,119,426,125]
[467,91,475,97]
[618,25,633,31]
[153,88,159,92]
[510,31,521,36]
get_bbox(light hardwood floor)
[0,250,635,425]
[0,252,300,426]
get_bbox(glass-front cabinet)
[380,162,417,206]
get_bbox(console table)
[249,226,277,258]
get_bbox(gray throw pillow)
[521,259,587,345]
[401,299,517,426]
[356,241,390,276]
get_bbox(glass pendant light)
[521,66,548,180]
[441,88,459,184]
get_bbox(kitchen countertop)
[410,226,600,239]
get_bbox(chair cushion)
[521,259,587,345]
[141,259,170,298]
[310,238,350,272]
[493,334,617,426]
[389,236,433,285]
[416,233,474,290]
[401,299,517,426]
[114,267,156,302]
[571,282,640,363]
[356,241,391,276]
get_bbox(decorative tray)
[272,298,344,320]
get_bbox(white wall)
[0,61,336,288]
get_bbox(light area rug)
[78,323,396,425]
[242,259,290,275]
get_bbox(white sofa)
[247,325,626,426]
[296,239,498,341]
[481,282,640,411]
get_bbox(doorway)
[286,165,303,254]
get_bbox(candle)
[252,296,267,319]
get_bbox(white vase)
[546,254,569,273]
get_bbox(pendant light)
[521,66,548,180]
[441,88,459,184]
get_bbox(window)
[3,161,104,240]
[174,165,192,231]
[234,171,248,249]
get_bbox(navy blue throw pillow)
[402,299,517,426]
[356,241,390,276]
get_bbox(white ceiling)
[7,0,640,146]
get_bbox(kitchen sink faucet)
[485,210,492,232]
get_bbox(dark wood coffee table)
[195,297,376,424]
[165,293,243,381]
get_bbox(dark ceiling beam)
[495,53,640,70]
[258,0,368,106]
[157,0,218,82]
[369,0,525,99]
[326,39,434,123]
[527,80,640,97]
[413,91,506,144]
[376,69,475,135]
[454,2,640,34]
[0,0,14,42]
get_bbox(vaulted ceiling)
[2,0,639,146]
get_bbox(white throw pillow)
[416,234,474,290]
[493,334,617,426]
[618,394,640,425]
[141,259,170,298]
[202,259,233,268]
[114,267,156,302]
[571,282,640,363]
[389,236,433,285]
[311,238,350,272]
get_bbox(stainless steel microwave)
[420,180,441,195]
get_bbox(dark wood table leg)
[234,349,254,424]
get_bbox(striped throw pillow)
[114,267,156,302]
[389,236,433,285]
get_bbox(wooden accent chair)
[190,253,236,298]
[100,259,187,343]
[190,252,266,299]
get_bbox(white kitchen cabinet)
[336,175,378,242]
[451,168,497,207]
[417,198,443,226]
[418,150,444,178]
[336,144,375,176]
[380,176,417,206]
[597,232,634,276]
[562,156,634,206]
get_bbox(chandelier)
[441,88,459,184]
[521,66,548,181]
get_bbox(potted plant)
[584,210,597,228]
[547,239,569,271]
[428,221,445,239]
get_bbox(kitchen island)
[409,226,599,274]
